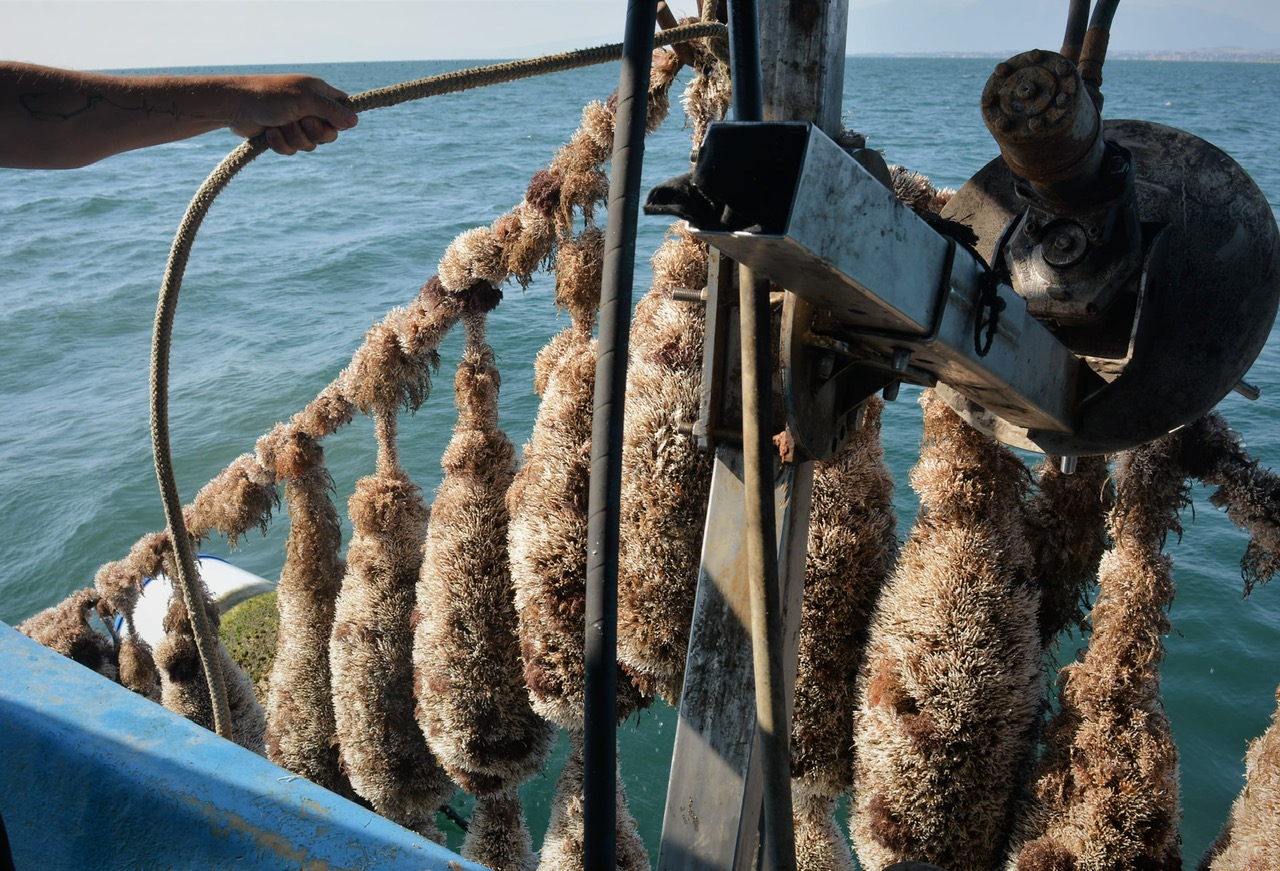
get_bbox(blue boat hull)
[0,622,482,870]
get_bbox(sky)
[2,0,1278,71]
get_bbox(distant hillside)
[1107,49,1280,62]
[850,49,1280,63]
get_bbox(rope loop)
[973,269,1007,358]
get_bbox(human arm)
[0,62,359,169]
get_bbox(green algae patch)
[220,591,279,706]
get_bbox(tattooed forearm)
[20,91,192,123]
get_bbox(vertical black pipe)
[728,0,796,868]
[728,0,764,121]
[585,1,656,868]
[1088,0,1121,31]
[1062,0,1091,61]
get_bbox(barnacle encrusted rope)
[1008,433,1185,870]
[148,21,725,741]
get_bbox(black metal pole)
[728,0,764,121]
[728,0,796,868]
[1062,0,1091,61]
[584,1,656,868]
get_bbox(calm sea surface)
[2,56,1278,864]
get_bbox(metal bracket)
[685,120,1095,449]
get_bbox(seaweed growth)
[505,41,687,871]
[1200,682,1280,869]
[17,588,118,682]
[615,40,730,706]
[153,593,267,753]
[613,229,714,705]
[1179,412,1280,594]
[257,429,353,798]
[330,392,453,838]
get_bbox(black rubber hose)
[1089,0,1121,32]
[1062,0,1091,61]
[584,0,656,868]
[1079,0,1120,94]
[729,0,764,121]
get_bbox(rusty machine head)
[939,47,1280,454]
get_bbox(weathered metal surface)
[980,49,1107,209]
[758,0,848,136]
[688,121,1091,438]
[658,449,812,871]
[0,622,480,870]
[692,251,746,449]
[941,118,1280,454]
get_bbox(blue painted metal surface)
[0,622,485,870]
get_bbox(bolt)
[1055,93,1070,107]
[994,62,1011,77]
[1054,60,1072,77]
[1027,117,1042,132]
[1027,49,1043,63]
[1234,379,1262,401]
[1053,233,1073,251]
[1016,81,1037,100]
[1086,224,1102,240]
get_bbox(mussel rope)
[150,20,729,741]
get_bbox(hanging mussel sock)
[414,315,554,871]
[330,405,453,840]
[851,391,1041,871]
[1200,681,1280,869]
[257,427,354,798]
[616,226,715,704]
[793,396,897,871]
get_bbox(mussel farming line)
[148,19,727,744]
[14,8,1280,870]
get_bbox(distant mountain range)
[850,49,1280,63]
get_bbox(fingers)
[263,119,339,155]
[306,80,359,132]
[235,74,358,154]
[264,78,356,155]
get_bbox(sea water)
[1,56,1278,865]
